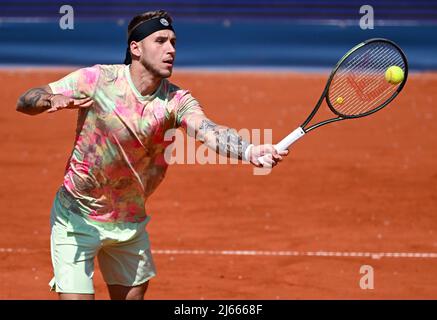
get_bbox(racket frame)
[257,38,408,166]
[302,38,408,133]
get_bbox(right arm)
[16,85,94,116]
[175,90,288,167]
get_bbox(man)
[16,10,288,300]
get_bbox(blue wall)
[0,1,436,70]
[1,0,437,22]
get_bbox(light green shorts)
[49,187,156,294]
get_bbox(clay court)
[1,69,436,299]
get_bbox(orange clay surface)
[1,69,437,299]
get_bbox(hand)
[248,144,289,168]
[47,94,94,113]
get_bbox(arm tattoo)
[199,119,250,160]
[16,87,53,115]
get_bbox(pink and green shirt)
[49,64,204,223]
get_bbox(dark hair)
[127,10,173,39]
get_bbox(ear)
[129,41,142,60]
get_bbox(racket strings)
[328,42,405,117]
[334,44,400,95]
[342,48,401,114]
[332,45,400,112]
[330,48,384,110]
[334,49,398,114]
[331,45,403,115]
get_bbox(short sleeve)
[48,65,100,99]
[175,90,205,130]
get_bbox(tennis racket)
[258,38,408,167]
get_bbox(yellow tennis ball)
[336,96,344,104]
[385,66,404,85]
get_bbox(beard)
[141,57,172,79]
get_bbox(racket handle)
[257,127,305,166]
[275,126,305,151]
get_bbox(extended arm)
[197,118,251,160]
[185,113,288,167]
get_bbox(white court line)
[2,247,437,260]
[152,249,437,260]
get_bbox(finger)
[73,97,92,106]
[78,100,94,107]
[63,98,76,108]
[266,153,281,167]
[272,154,283,161]
[261,161,273,168]
[263,154,275,167]
[266,160,277,168]
[256,155,268,167]
[254,160,264,168]
[279,149,289,156]
[271,152,281,160]
[257,154,272,168]
[54,101,68,108]
[270,146,279,156]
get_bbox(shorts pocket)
[50,190,71,229]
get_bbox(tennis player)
[16,10,288,300]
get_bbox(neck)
[129,62,161,96]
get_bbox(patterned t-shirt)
[49,64,204,223]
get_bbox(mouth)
[163,59,174,67]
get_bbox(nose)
[167,42,176,55]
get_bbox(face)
[131,29,176,78]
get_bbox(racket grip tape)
[257,127,305,167]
